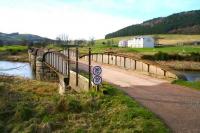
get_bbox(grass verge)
[172,80,200,90]
[0,76,169,132]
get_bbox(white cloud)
[0,1,141,40]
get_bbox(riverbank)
[0,45,28,62]
[172,80,200,90]
[157,61,200,71]
[0,52,28,62]
[0,76,169,132]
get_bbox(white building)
[127,36,155,48]
[118,40,128,47]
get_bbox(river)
[0,61,34,79]
[0,61,200,81]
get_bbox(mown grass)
[0,76,169,132]
[172,80,200,90]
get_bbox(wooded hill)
[105,10,200,39]
[0,32,52,45]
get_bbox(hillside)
[0,32,52,45]
[105,10,200,39]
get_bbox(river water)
[180,71,200,81]
[0,61,34,79]
[0,61,200,81]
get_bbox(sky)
[0,0,199,40]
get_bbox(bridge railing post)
[76,46,79,86]
[67,48,70,80]
[89,48,92,89]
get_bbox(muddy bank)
[157,61,200,71]
[0,52,28,62]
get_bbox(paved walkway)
[78,61,200,133]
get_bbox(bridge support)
[28,48,91,94]
[35,56,44,80]
[28,49,37,71]
[58,76,70,95]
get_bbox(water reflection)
[0,61,200,81]
[180,71,200,81]
[0,61,34,79]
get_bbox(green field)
[0,76,169,132]
[81,34,200,55]
[96,34,200,45]
[0,45,27,52]
[121,45,200,54]
[79,44,200,56]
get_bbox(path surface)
[78,61,200,133]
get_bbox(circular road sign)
[92,75,102,85]
[92,66,102,76]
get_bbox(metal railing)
[43,52,69,76]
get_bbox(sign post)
[92,66,102,91]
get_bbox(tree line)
[105,10,200,39]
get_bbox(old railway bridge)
[28,47,200,133]
[28,47,184,94]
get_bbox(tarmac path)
[77,60,200,133]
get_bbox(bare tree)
[56,33,69,46]
[88,37,95,46]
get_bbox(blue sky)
[0,0,199,39]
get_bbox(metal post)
[89,48,92,89]
[102,53,103,63]
[108,53,110,64]
[135,60,137,70]
[76,46,79,86]
[58,56,60,72]
[115,55,117,65]
[124,57,126,68]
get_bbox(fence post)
[89,48,92,89]
[76,46,79,86]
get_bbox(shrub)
[154,52,170,61]
[0,121,4,132]
[141,52,192,61]
[190,52,200,61]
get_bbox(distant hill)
[0,32,53,45]
[105,10,200,39]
